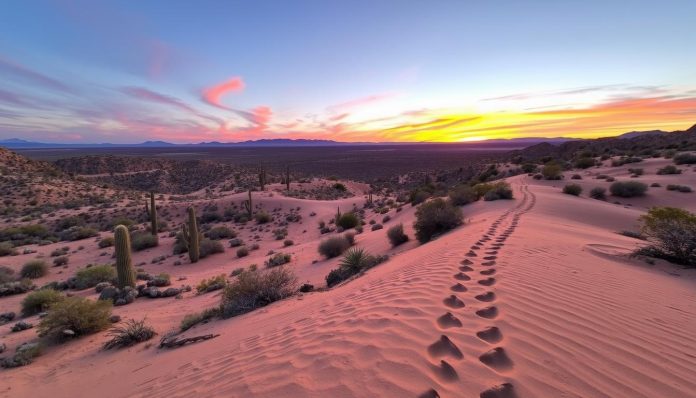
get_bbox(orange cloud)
[202,77,245,108]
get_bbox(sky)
[1,0,695,144]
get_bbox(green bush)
[59,226,98,241]
[589,187,607,200]
[199,238,224,258]
[236,246,249,257]
[542,164,563,180]
[448,185,477,206]
[0,242,17,257]
[0,266,14,284]
[414,198,463,243]
[610,181,648,198]
[103,318,156,349]
[131,231,158,251]
[180,307,220,331]
[673,153,696,165]
[336,212,360,229]
[98,237,114,248]
[265,253,291,267]
[318,236,352,258]
[255,211,272,224]
[196,274,228,293]
[53,256,69,267]
[326,248,385,287]
[74,265,116,289]
[220,268,297,317]
[387,224,409,246]
[409,189,430,205]
[37,296,112,342]
[657,165,681,175]
[638,207,696,266]
[563,184,583,196]
[21,260,48,279]
[21,289,65,316]
[475,181,513,201]
[574,157,595,169]
[205,226,236,240]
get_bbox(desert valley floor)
[2,158,696,398]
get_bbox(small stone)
[62,329,75,337]
[11,321,33,333]
[109,315,122,323]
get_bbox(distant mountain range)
[0,136,575,149]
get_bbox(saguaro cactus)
[114,224,136,288]
[336,206,341,223]
[149,192,158,236]
[243,190,253,219]
[258,168,266,190]
[285,165,291,191]
[182,207,200,263]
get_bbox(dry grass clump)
[37,296,112,342]
[220,267,297,317]
[103,318,156,349]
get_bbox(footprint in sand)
[485,250,498,255]
[480,383,517,398]
[466,251,478,257]
[428,335,464,359]
[476,326,502,343]
[418,389,441,398]
[461,259,474,265]
[437,312,463,328]
[475,292,496,302]
[480,269,496,275]
[431,360,459,381]
[444,295,465,308]
[451,283,468,292]
[475,306,498,319]
[454,272,471,281]
[479,347,513,371]
[483,256,497,260]
[481,261,496,266]
[478,277,496,286]
[459,265,474,272]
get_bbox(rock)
[161,288,181,297]
[95,282,112,293]
[114,298,127,306]
[147,276,171,287]
[99,286,118,301]
[109,315,121,323]
[0,342,6,353]
[11,321,33,332]
[38,312,48,318]
[62,329,75,337]
[144,287,160,298]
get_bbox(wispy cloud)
[201,77,245,109]
[121,86,223,125]
[0,56,72,93]
[327,93,399,112]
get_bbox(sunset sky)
[1,0,695,143]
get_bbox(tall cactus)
[258,168,266,191]
[336,206,341,223]
[285,165,290,191]
[149,192,158,236]
[243,190,253,219]
[114,224,136,288]
[182,207,200,263]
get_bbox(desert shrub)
[332,183,347,191]
[610,181,648,198]
[673,153,696,165]
[344,232,356,245]
[571,174,582,180]
[387,224,409,246]
[318,235,352,258]
[199,238,224,258]
[74,265,116,289]
[476,181,514,201]
[59,226,98,241]
[574,157,595,169]
[336,212,360,229]
[563,184,582,196]
[371,223,383,231]
[37,296,112,342]
[0,266,14,284]
[414,198,463,243]
[657,165,681,175]
[410,189,430,205]
[21,289,65,316]
[265,253,291,267]
[605,176,616,182]
[180,307,220,331]
[236,246,249,257]
[0,242,17,257]
[53,256,69,267]
[21,260,48,279]
[283,239,294,247]
[611,156,642,167]
[200,211,223,224]
[205,226,236,240]
[521,163,537,173]
[619,230,645,240]
[448,185,477,206]
[541,164,563,180]
[196,274,228,293]
[51,247,69,257]
[628,168,644,176]
[325,248,385,287]
[131,231,158,251]
[638,207,696,266]
[589,187,607,200]
[255,211,272,224]
[220,267,297,317]
[0,279,34,297]
[98,236,114,248]
[103,318,156,349]
[667,184,693,193]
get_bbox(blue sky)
[1,0,695,143]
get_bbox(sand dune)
[3,168,696,398]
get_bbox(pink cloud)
[202,77,245,108]
[328,93,398,112]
